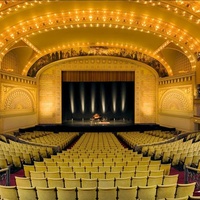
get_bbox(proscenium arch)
[37,55,159,124]
[27,47,169,78]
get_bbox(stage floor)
[63,119,133,127]
[19,120,176,133]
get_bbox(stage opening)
[62,81,134,123]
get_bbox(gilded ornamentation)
[3,88,35,112]
[159,86,193,113]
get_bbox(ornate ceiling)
[0,1,200,77]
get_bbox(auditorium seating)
[18,131,79,152]
[117,131,175,148]
[119,134,200,170]
[0,131,79,171]
[0,182,196,200]
[15,174,181,188]
[0,131,199,199]
[0,140,52,169]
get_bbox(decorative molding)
[28,47,168,78]
[159,73,194,85]
[0,72,36,85]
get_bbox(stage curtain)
[62,71,135,82]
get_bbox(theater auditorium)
[0,1,200,199]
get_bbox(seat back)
[137,185,157,200]
[57,187,77,200]
[117,186,137,200]
[176,182,196,198]
[77,187,97,200]
[98,187,117,200]
[81,178,98,188]
[17,186,37,200]
[36,187,57,200]
[47,178,64,188]
[156,184,177,199]
[0,185,18,200]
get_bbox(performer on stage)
[92,113,101,120]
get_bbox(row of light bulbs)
[0,10,198,52]
[0,1,199,24]
[1,21,196,64]
[0,11,196,75]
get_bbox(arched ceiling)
[0,1,199,77]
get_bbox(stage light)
[100,84,106,113]
[121,83,126,112]
[80,83,85,113]
[91,84,96,113]
[112,83,117,113]
[69,84,75,114]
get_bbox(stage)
[63,119,133,126]
[19,119,176,133]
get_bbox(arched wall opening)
[37,56,158,125]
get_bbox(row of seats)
[55,152,141,159]
[143,130,175,139]
[141,139,194,155]
[0,182,196,200]
[18,131,79,149]
[0,132,79,170]
[186,132,200,143]
[33,162,163,171]
[31,165,167,176]
[15,174,179,188]
[26,169,170,180]
[141,139,200,162]
[29,132,78,150]
[44,156,150,163]
[117,131,174,148]
[34,158,161,166]
[18,131,52,140]
[154,150,200,167]
[63,147,132,153]
[0,156,23,169]
[16,132,79,152]
[48,152,146,163]
[0,140,53,163]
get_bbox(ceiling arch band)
[0,10,197,66]
[27,46,168,78]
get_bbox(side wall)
[0,57,196,133]
[0,72,37,133]
[158,74,195,131]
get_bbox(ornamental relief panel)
[159,85,193,115]
[1,84,36,115]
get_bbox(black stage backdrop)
[62,81,134,122]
